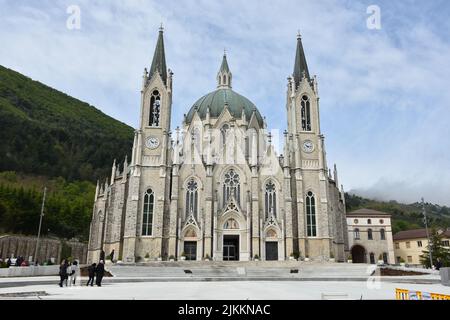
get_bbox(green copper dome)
[185,88,264,126]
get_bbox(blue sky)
[1,0,449,205]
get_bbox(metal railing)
[396,288,450,300]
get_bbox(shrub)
[169,255,176,260]
[145,253,150,259]
[254,254,259,260]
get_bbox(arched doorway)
[351,245,367,263]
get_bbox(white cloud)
[0,0,449,205]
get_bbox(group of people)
[2,256,29,267]
[58,259,105,287]
[86,260,105,287]
[58,260,80,287]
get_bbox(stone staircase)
[106,261,372,281]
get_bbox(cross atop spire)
[217,52,232,88]
[149,27,168,85]
[293,31,310,88]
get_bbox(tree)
[420,229,450,268]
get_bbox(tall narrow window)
[223,169,240,206]
[380,228,386,240]
[354,228,360,240]
[300,95,311,131]
[306,191,316,237]
[185,179,198,219]
[368,228,373,240]
[265,181,277,218]
[142,189,154,236]
[149,90,161,127]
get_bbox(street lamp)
[422,197,433,268]
[34,187,47,265]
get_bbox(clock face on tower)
[146,136,160,149]
[302,140,314,153]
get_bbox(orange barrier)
[395,288,450,300]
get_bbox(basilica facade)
[87,28,349,263]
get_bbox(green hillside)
[345,193,450,234]
[0,171,94,241]
[0,65,134,241]
[0,65,134,181]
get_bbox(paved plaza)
[1,277,450,300]
[1,263,448,300]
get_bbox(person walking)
[100,250,105,262]
[109,249,115,263]
[87,263,96,286]
[435,258,443,271]
[59,259,68,287]
[69,260,79,286]
[95,260,105,287]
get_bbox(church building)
[87,28,349,263]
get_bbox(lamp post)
[422,197,433,268]
[34,187,47,265]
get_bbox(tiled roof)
[393,228,428,240]
[346,208,391,217]
[393,228,450,240]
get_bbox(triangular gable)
[221,194,243,216]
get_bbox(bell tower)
[139,25,173,155]
[122,26,173,262]
[286,32,331,259]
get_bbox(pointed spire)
[95,180,100,200]
[149,27,167,85]
[220,51,230,73]
[333,164,339,187]
[122,155,128,181]
[217,52,232,88]
[110,159,116,185]
[293,31,310,88]
[283,130,289,168]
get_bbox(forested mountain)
[0,65,133,181]
[0,65,134,241]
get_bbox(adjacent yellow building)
[393,228,450,266]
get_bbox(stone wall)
[0,235,88,264]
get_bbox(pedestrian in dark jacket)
[100,250,105,262]
[435,258,443,270]
[87,263,96,286]
[59,260,68,287]
[109,249,115,263]
[95,260,105,287]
